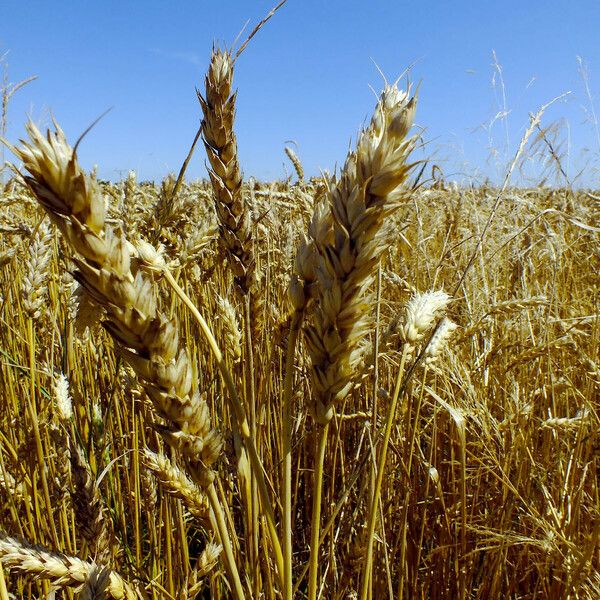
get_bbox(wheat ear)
[198,48,254,297]
[70,445,115,563]
[284,146,304,182]
[8,122,245,600]
[304,85,418,425]
[0,533,137,599]
[301,84,418,600]
[9,122,220,485]
[198,49,284,590]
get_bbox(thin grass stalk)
[26,317,58,547]
[396,367,427,600]
[360,344,411,600]
[308,421,330,600]
[286,229,318,598]
[369,264,383,507]
[162,269,284,580]
[396,491,411,600]
[406,369,427,484]
[171,123,202,202]
[243,296,260,596]
[458,417,467,600]
[206,483,246,600]
[293,432,371,595]
[424,386,466,598]
[378,487,394,599]
[0,563,7,600]
[132,414,141,569]
[215,476,241,556]
[1,439,36,544]
[163,499,174,596]
[281,310,304,600]
[411,430,436,593]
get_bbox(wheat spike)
[0,533,138,599]
[198,48,255,297]
[9,122,221,486]
[22,219,53,320]
[285,146,304,182]
[303,85,418,423]
[143,449,210,523]
[70,445,114,562]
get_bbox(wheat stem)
[282,310,303,600]
[360,343,411,600]
[0,558,9,600]
[162,268,284,581]
[308,421,329,600]
[243,296,260,596]
[207,483,246,600]
[26,317,58,547]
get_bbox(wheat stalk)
[361,290,451,599]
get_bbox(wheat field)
[0,42,598,600]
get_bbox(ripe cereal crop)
[0,8,598,600]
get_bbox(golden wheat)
[0,35,598,600]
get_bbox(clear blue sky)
[2,1,600,185]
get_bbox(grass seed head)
[401,290,452,344]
